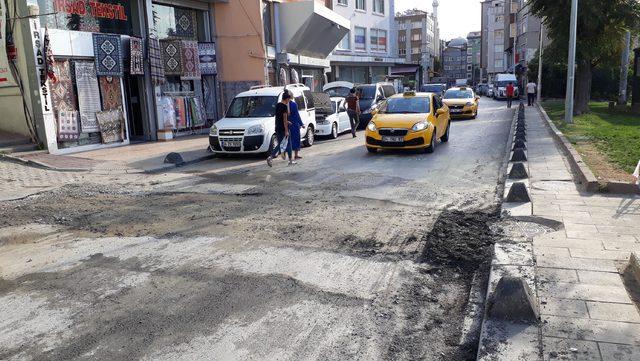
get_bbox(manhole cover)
[491,217,561,239]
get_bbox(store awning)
[279,1,350,59]
[390,65,420,75]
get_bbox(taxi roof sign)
[403,91,416,97]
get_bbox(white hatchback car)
[209,84,316,154]
[315,97,352,139]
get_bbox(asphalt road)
[0,97,515,361]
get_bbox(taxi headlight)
[246,124,265,135]
[412,121,428,132]
[367,122,377,131]
[209,124,218,136]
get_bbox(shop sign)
[30,17,53,115]
[53,0,127,21]
[0,1,17,88]
[40,0,132,35]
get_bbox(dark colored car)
[420,83,447,97]
[356,83,396,129]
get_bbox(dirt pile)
[419,210,502,273]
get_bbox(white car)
[209,84,316,154]
[315,97,352,139]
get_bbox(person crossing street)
[266,91,294,167]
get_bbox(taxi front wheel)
[425,130,437,154]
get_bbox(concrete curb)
[143,153,217,174]
[536,104,640,195]
[0,153,89,172]
[626,252,640,285]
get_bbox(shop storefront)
[15,0,219,154]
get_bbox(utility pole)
[564,0,578,123]
[537,23,544,102]
[618,30,631,106]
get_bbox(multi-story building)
[466,31,482,85]
[395,4,440,84]
[514,0,545,84]
[328,0,404,84]
[480,0,507,83]
[442,38,468,85]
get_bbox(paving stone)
[538,282,632,303]
[535,247,571,258]
[534,237,603,250]
[598,342,640,361]
[540,298,589,318]
[536,256,618,272]
[596,225,640,236]
[542,337,601,361]
[494,242,535,266]
[602,239,640,252]
[586,302,640,323]
[542,315,640,345]
[569,249,632,261]
[478,320,542,361]
[576,270,625,287]
[538,268,579,283]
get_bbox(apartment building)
[328,0,403,84]
[442,38,468,85]
[480,0,507,82]
[467,31,482,85]
[395,5,440,83]
[514,0,545,77]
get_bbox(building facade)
[328,0,403,84]
[442,38,467,85]
[466,31,482,85]
[395,6,440,84]
[514,0,545,86]
[480,0,507,83]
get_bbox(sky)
[395,0,482,41]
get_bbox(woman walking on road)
[266,91,294,167]
[288,94,305,160]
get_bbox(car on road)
[209,84,316,154]
[477,83,489,96]
[493,74,519,100]
[420,83,447,97]
[356,82,397,129]
[315,97,352,139]
[442,87,479,119]
[487,83,495,98]
[365,91,451,154]
[323,81,354,98]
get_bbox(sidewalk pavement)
[528,105,640,360]
[2,135,213,173]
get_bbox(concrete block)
[164,152,185,165]
[542,337,601,361]
[509,162,529,179]
[512,140,527,151]
[586,301,640,323]
[539,298,589,318]
[541,315,640,345]
[487,277,539,323]
[537,267,579,283]
[538,282,632,303]
[625,252,640,285]
[477,320,541,361]
[577,270,625,287]
[515,133,527,142]
[598,343,640,361]
[506,182,531,203]
[511,149,528,162]
[516,130,527,138]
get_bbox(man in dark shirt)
[267,91,293,167]
[345,88,360,138]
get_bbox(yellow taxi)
[442,87,479,119]
[365,91,451,154]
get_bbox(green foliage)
[543,100,640,173]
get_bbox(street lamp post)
[537,22,544,102]
[564,0,578,123]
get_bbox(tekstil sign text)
[53,0,128,21]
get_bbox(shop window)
[35,0,133,35]
[338,32,350,50]
[354,27,366,51]
[151,3,202,41]
[370,29,387,52]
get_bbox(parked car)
[493,74,519,100]
[442,87,479,119]
[420,83,447,97]
[487,83,495,98]
[477,83,489,96]
[356,82,397,129]
[209,84,316,154]
[315,97,352,139]
[365,91,451,154]
[323,81,354,98]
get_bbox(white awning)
[278,1,350,59]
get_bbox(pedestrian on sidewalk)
[526,80,537,106]
[267,91,294,167]
[287,93,305,160]
[345,88,360,138]
[506,82,515,108]
[633,160,640,186]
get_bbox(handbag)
[279,135,289,154]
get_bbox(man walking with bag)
[345,88,360,138]
[267,91,294,167]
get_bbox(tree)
[528,0,640,115]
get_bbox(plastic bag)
[279,135,289,154]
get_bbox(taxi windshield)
[444,89,473,99]
[379,97,430,114]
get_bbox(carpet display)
[93,34,123,77]
[159,97,176,129]
[181,41,201,80]
[174,97,187,128]
[190,97,205,126]
[148,38,166,85]
[129,37,144,75]
[50,60,77,113]
[160,40,183,76]
[174,8,197,39]
[99,77,123,111]
[75,61,102,133]
[198,42,216,75]
[57,110,80,141]
[96,109,124,143]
